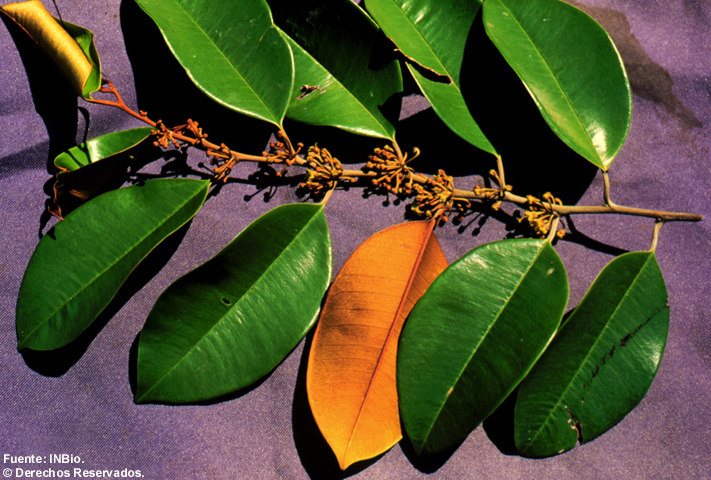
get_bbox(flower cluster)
[206,143,236,182]
[410,170,455,224]
[300,144,345,195]
[262,130,303,167]
[363,145,418,196]
[521,192,565,238]
[151,120,182,149]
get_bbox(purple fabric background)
[1,0,710,478]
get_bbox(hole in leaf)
[221,297,231,306]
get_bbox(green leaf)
[54,127,153,172]
[135,203,332,404]
[514,252,669,458]
[363,0,473,80]
[483,0,632,170]
[407,65,496,155]
[398,239,568,456]
[59,19,101,100]
[16,179,210,351]
[134,0,294,127]
[364,0,495,153]
[50,127,155,219]
[267,0,403,140]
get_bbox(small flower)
[362,145,418,196]
[300,144,344,195]
[519,192,565,237]
[410,170,455,224]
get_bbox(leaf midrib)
[284,32,393,139]
[375,0,449,78]
[491,0,600,164]
[19,183,206,349]
[419,240,546,452]
[407,64,496,154]
[138,205,323,401]
[518,253,654,455]
[155,0,279,123]
[342,222,436,464]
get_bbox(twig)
[87,79,703,224]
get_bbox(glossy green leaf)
[134,0,293,126]
[398,239,568,456]
[136,203,332,404]
[60,18,101,100]
[16,179,210,351]
[267,0,402,140]
[483,0,632,170]
[54,127,153,172]
[407,65,496,155]
[50,128,154,219]
[514,252,669,458]
[364,0,495,153]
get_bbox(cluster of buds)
[474,169,512,211]
[262,130,303,168]
[300,144,346,195]
[410,169,456,224]
[363,145,418,196]
[205,143,236,182]
[179,119,237,183]
[151,120,182,149]
[147,117,236,183]
[521,192,565,238]
[185,119,207,141]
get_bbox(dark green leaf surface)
[135,0,293,126]
[59,19,102,100]
[514,252,669,458]
[408,65,496,155]
[364,0,474,82]
[483,0,631,170]
[364,0,495,153]
[54,128,153,172]
[267,0,402,140]
[398,239,568,456]
[16,179,210,351]
[136,203,332,404]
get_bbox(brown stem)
[88,81,156,126]
[278,130,299,158]
[495,154,506,191]
[650,220,665,251]
[547,216,561,243]
[87,79,289,167]
[340,168,701,222]
[391,139,405,163]
[602,171,616,207]
[452,189,702,222]
[87,80,702,223]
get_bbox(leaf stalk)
[85,80,703,226]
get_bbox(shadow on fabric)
[1,13,79,167]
